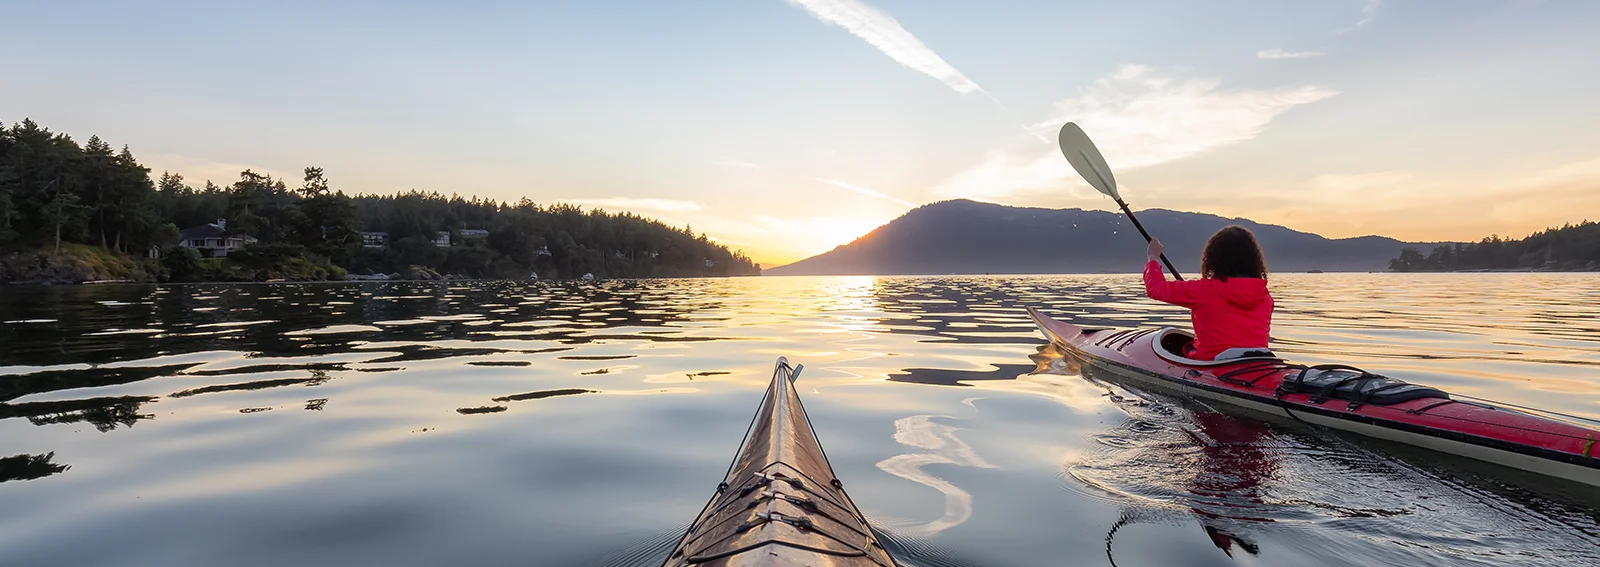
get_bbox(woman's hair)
[1200,225,1268,281]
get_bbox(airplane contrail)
[787,0,983,95]
[787,0,1048,143]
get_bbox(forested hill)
[0,118,758,282]
[1389,222,1600,272]
[767,199,1422,275]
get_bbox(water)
[2,274,1598,566]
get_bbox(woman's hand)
[1147,238,1163,261]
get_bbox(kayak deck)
[1025,307,1600,488]
[663,358,897,567]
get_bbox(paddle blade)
[1058,122,1120,201]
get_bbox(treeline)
[1389,222,1600,272]
[0,119,168,254]
[0,118,760,281]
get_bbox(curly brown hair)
[1200,225,1268,281]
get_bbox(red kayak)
[1026,307,1600,488]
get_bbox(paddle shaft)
[1114,198,1184,281]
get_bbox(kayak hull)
[663,358,897,567]
[1026,307,1600,488]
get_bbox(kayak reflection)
[1185,409,1273,558]
[1035,343,1278,562]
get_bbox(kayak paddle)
[1057,122,1184,280]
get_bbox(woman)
[1143,226,1273,360]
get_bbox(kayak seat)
[1152,328,1281,367]
[1277,364,1450,407]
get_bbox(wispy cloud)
[1356,0,1382,27]
[814,177,916,206]
[560,198,706,212]
[1338,0,1382,33]
[934,65,1338,200]
[1258,49,1324,60]
[1245,159,1600,242]
[1312,171,1414,190]
[786,0,982,95]
[1304,171,1429,204]
[141,153,290,187]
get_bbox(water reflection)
[0,275,1597,566]
[886,365,1035,387]
[875,399,998,536]
[0,395,156,431]
[0,452,70,483]
[492,389,594,402]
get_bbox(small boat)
[1025,307,1600,488]
[662,358,898,566]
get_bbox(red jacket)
[1143,260,1274,360]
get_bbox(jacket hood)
[1207,277,1270,309]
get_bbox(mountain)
[767,200,1429,275]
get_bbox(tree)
[0,190,16,244]
[1388,247,1425,272]
[299,167,329,198]
[291,167,359,263]
[81,135,114,248]
[40,179,85,255]
[162,246,205,282]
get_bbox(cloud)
[786,0,982,95]
[1302,171,1435,206]
[813,177,917,206]
[1312,171,1414,190]
[1356,0,1381,27]
[1258,49,1324,60]
[934,65,1337,200]
[713,160,762,169]
[140,153,292,187]
[1209,159,1600,242]
[559,198,706,212]
[1338,0,1382,33]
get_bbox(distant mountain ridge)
[767,200,1430,275]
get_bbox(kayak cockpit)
[1151,328,1280,366]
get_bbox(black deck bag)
[1277,364,1449,406]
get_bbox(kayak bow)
[663,358,898,567]
[1026,307,1600,488]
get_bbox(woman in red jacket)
[1144,226,1273,361]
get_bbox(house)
[178,219,256,258]
[361,232,389,248]
[433,231,450,247]
[459,229,489,240]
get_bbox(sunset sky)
[3,1,1596,265]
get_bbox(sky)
[2,0,1597,266]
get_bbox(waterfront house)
[177,219,256,258]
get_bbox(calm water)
[2,275,1598,566]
